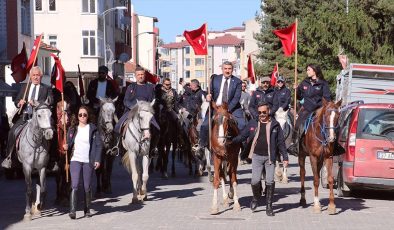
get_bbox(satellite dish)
[119,53,130,63]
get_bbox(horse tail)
[122,152,132,174]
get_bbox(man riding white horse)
[2,66,53,169]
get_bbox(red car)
[334,102,394,196]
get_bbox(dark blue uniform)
[272,86,291,114]
[184,88,206,118]
[249,88,275,119]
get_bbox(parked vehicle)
[332,64,394,196]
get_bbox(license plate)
[377,151,394,160]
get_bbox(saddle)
[15,122,29,152]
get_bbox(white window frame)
[82,0,96,14]
[195,70,204,78]
[184,46,190,55]
[82,30,97,57]
[222,46,228,53]
[185,70,190,78]
[34,0,43,12]
[48,0,57,13]
[185,58,190,67]
[195,58,204,66]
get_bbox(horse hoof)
[300,198,307,207]
[131,197,139,204]
[222,198,229,208]
[31,205,42,217]
[23,213,32,221]
[282,178,289,184]
[233,203,241,212]
[328,205,336,215]
[313,205,322,214]
[210,207,219,215]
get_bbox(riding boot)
[287,128,300,157]
[266,183,275,216]
[69,189,77,219]
[250,181,262,212]
[84,190,92,218]
[1,135,15,169]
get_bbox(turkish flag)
[11,43,28,83]
[50,54,65,93]
[247,55,255,84]
[26,34,43,72]
[145,70,159,84]
[273,22,297,57]
[183,23,208,55]
[271,63,278,86]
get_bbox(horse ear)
[44,97,51,106]
[32,100,40,108]
[336,99,342,107]
[211,101,218,111]
[150,99,156,107]
[222,102,229,111]
[99,97,105,104]
[322,98,328,107]
[112,96,118,103]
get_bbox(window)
[82,0,96,13]
[82,30,96,56]
[195,70,204,78]
[49,0,56,12]
[222,46,228,53]
[35,0,42,11]
[184,46,190,54]
[48,35,57,47]
[185,70,190,78]
[357,109,394,139]
[21,1,31,35]
[195,58,204,66]
[185,58,190,67]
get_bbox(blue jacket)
[272,86,291,114]
[66,123,103,166]
[249,87,275,119]
[233,118,288,162]
[183,87,207,117]
[124,82,155,111]
[297,78,331,112]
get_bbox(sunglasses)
[258,111,268,115]
[78,113,88,118]
[262,81,270,85]
[163,83,171,86]
[277,81,284,83]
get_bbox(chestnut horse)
[210,103,241,215]
[299,99,341,214]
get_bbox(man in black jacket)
[232,102,288,216]
[249,76,275,119]
[272,75,291,115]
[3,66,53,169]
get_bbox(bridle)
[26,104,52,150]
[127,106,152,155]
[310,107,340,146]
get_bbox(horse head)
[321,99,342,143]
[99,97,116,133]
[135,100,155,140]
[32,100,53,140]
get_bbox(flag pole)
[18,34,43,115]
[293,18,298,126]
[205,23,212,156]
[61,92,69,182]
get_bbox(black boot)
[287,129,300,156]
[69,189,77,219]
[250,181,262,212]
[84,190,92,218]
[266,183,275,216]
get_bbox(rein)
[126,107,151,155]
[308,108,339,147]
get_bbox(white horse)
[17,100,53,221]
[274,107,292,184]
[121,100,155,203]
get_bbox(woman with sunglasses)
[232,102,288,216]
[288,64,331,156]
[63,106,102,219]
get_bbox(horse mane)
[128,101,154,120]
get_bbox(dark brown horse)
[210,102,241,215]
[299,99,341,214]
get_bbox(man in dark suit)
[196,61,246,151]
[86,66,119,112]
[3,66,53,168]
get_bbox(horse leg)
[103,155,114,194]
[229,161,240,212]
[210,156,220,215]
[325,156,336,215]
[23,165,33,221]
[161,144,169,179]
[310,155,322,213]
[32,167,46,216]
[299,154,307,206]
[221,177,229,208]
[140,155,149,201]
[129,152,139,204]
[205,148,213,182]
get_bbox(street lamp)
[101,6,127,67]
[135,31,155,66]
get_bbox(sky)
[131,0,261,43]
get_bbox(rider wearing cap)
[271,75,291,115]
[249,76,275,119]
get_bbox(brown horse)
[299,99,341,214]
[210,102,241,215]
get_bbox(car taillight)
[347,115,358,160]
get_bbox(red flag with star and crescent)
[247,55,255,84]
[11,42,28,83]
[26,34,43,72]
[50,54,65,93]
[183,23,208,55]
[271,63,278,86]
[273,22,297,57]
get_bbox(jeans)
[251,154,275,186]
[70,161,93,192]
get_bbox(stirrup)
[192,144,201,152]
